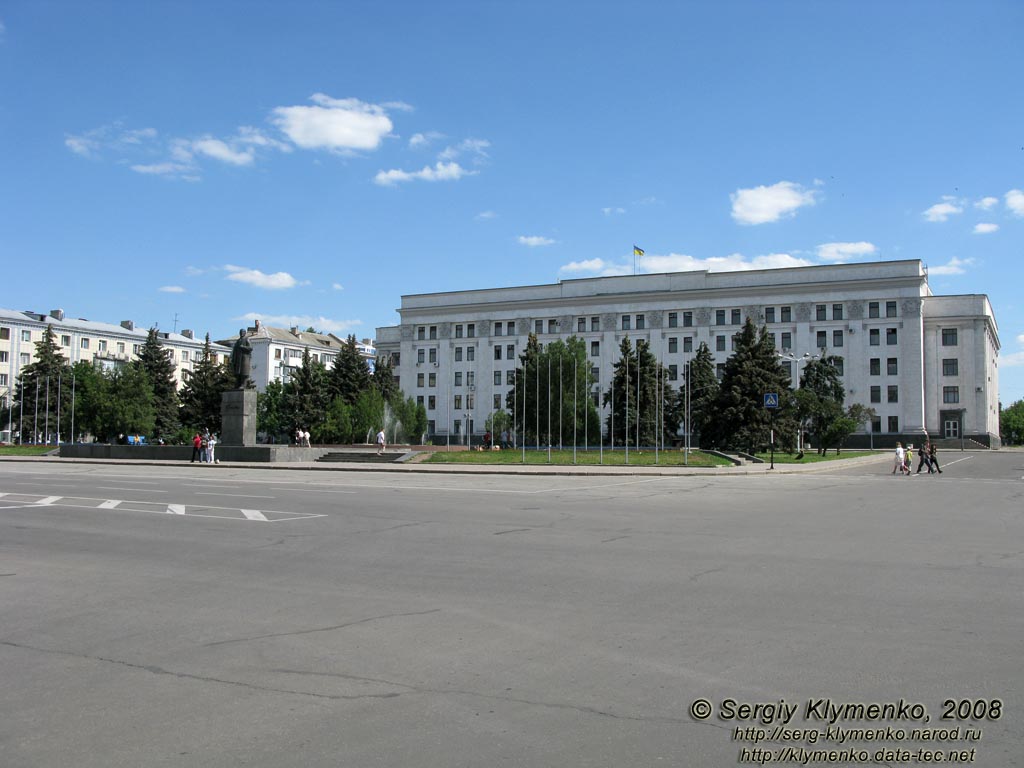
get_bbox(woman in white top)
[893,442,905,475]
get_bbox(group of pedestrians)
[190,430,218,464]
[893,439,942,476]
[295,428,311,447]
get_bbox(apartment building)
[374,260,1000,447]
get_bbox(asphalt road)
[1,454,1021,767]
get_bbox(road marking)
[98,500,122,509]
[941,457,973,468]
[37,496,62,505]
[269,487,358,494]
[240,509,269,521]
[167,504,187,515]
[97,486,168,493]
[195,492,275,498]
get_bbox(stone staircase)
[315,450,402,463]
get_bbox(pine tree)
[256,380,288,442]
[329,335,371,405]
[179,334,233,433]
[13,325,71,442]
[687,341,719,446]
[285,348,329,436]
[135,327,179,439]
[371,353,400,404]
[602,337,673,447]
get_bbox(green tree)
[66,361,106,442]
[710,318,795,452]
[371,353,399,404]
[179,334,233,433]
[104,365,156,440]
[687,341,719,447]
[796,355,846,454]
[602,337,670,447]
[320,396,353,444]
[1000,399,1024,445]
[285,348,329,436]
[12,325,72,443]
[256,380,288,442]
[135,327,179,439]
[329,335,371,405]
[350,387,385,443]
[393,395,427,445]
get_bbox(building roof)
[0,308,230,350]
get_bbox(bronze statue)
[231,329,254,388]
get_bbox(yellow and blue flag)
[633,245,645,257]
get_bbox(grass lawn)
[753,450,879,464]
[0,445,57,456]
[423,448,732,467]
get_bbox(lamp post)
[777,350,821,452]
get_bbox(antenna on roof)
[173,312,179,333]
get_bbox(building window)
[428,396,436,410]
[668,312,678,328]
[506,344,515,359]
[414,373,424,388]
[547,319,557,334]
[0,374,6,386]
[635,314,645,330]
[467,371,475,387]
[782,360,792,379]
[888,416,899,433]
[577,317,586,333]
[455,324,463,339]
[888,385,899,403]
[21,330,32,342]
[454,395,462,410]
[942,328,958,346]
[591,317,600,332]
[417,395,424,407]
[668,337,678,353]
[61,335,71,346]
[417,349,425,364]
[715,309,726,326]
[97,340,107,353]
[133,344,141,355]
[429,326,437,340]
[683,336,693,353]
[668,364,678,381]
[494,322,503,337]
[781,306,792,323]
[117,342,126,354]
[467,323,475,338]
[506,370,515,385]
[887,358,898,375]
[494,346,502,360]
[0,352,6,363]
[716,336,726,352]
[429,348,437,364]
[392,352,400,366]
[494,370,502,386]
[454,372,462,387]
[467,347,475,362]
[780,332,792,350]
[589,340,599,357]
[181,350,189,362]
[942,358,959,376]
[832,358,844,376]
[886,328,898,346]
[832,330,843,347]
[870,328,880,346]
[0,327,9,340]
[870,358,880,375]
[428,373,437,387]
[816,331,827,349]
[507,321,515,335]
[20,352,31,365]
[455,347,463,362]
[869,302,880,319]
[81,338,90,349]
[493,394,501,409]
[591,366,600,382]
[535,319,544,334]
[417,327,425,340]
[728,309,739,325]
[683,311,693,327]
[621,315,631,331]
[731,335,739,352]
[943,386,960,404]
[870,386,881,403]
[832,304,843,320]
[886,301,898,318]
[871,416,881,433]
[715,363,726,380]
[765,307,776,324]
[816,304,827,321]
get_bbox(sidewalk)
[0,451,893,477]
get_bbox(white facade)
[218,321,376,392]
[0,308,231,411]
[375,260,1001,446]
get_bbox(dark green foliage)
[329,335,371,405]
[11,326,72,442]
[178,334,234,432]
[285,348,329,436]
[796,356,872,453]
[602,337,674,447]
[256,380,288,442]
[135,328,179,439]
[1002,399,1024,445]
[371,353,400,403]
[686,341,719,446]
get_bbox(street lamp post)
[777,350,821,452]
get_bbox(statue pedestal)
[221,388,257,446]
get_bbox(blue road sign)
[764,392,779,409]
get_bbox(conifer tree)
[687,341,719,446]
[602,337,673,447]
[371,353,400,404]
[13,325,71,442]
[286,348,329,436]
[329,335,371,405]
[135,327,179,439]
[178,334,233,433]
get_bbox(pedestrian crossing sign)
[764,392,779,408]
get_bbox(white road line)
[269,487,358,494]
[37,496,62,505]
[941,457,973,468]
[97,486,168,493]
[98,500,122,509]
[195,492,275,498]
[167,504,187,515]
[240,509,269,521]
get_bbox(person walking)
[916,439,933,474]
[208,433,218,465]
[375,428,386,456]
[904,444,913,476]
[929,441,942,473]
[893,442,905,475]
[200,431,210,463]
[191,432,202,463]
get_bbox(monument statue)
[231,329,254,389]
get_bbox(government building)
[374,260,1000,448]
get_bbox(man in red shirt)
[191,433,202,463]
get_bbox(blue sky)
[2,1,1023,402]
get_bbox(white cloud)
[475,210,497,220]
[1001,350,1024,368]
[409,131,443,149]
[374,161,475,186]
[332,282,344,291]
[1007,189,1024,217]
[975,196,998,210]
[158,285,185,293]
[224,265,304,290]
[518,235,556,247]
[237,313,362,335]
[438,138,490,163]
[559,251,813,277]
[973,223,999,235]
[816,241,877,262]
[730,181,818,225]
[1016,333,1024,346]
[602,207,626,216]
[65,134,100,157]
[922,196,964,222]
[271,93,394,152]
[184,266,206,277]
[928,257,974,276]
[192,137,254,166]
[130,162,194,177]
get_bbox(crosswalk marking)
[98,500,122,509]
[240,509,269,521]
[38,496,62,506]
[167,504,187,515]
